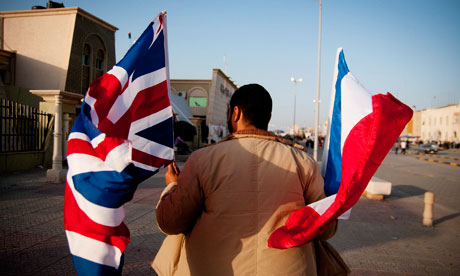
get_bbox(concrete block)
[365,176,392,195]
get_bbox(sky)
[2,0,460,132]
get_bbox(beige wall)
[420,104,460,142]
[1,9,76,91]
[412,111,421,137]
[170,79,211,117]
[207,69,237,127]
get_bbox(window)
[188,88,208,107]
[189,96,207,107]
[96,49,105,70]
[82,44,91,93]
[95,49,105,79]
[82,44,91,66]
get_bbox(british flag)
[64,12,173,275]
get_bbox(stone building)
[402,103,460,143]
[170,69,237,148]
[419,104,460,143]
[0,6,117,96]
[0,5,117,172]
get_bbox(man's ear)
[233,106,241,122]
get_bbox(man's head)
[227,84,272,132]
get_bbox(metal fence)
[0,98,54,152]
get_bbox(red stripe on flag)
[132,148,171,169]
[67,139,98,158]
[88,74,123,122]
[67,138,127,161]
[129,80,170,122]
[97,80,170,138]
[64,182,130,251]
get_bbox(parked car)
[415,142,439,154]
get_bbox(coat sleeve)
[156,153,204,235]
[302,158,338,240]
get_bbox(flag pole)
[313,0,322,161]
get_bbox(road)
[0,149,459,275]
[329,148,460,275]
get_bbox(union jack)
[64,12,173,275]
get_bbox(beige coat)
[154,130,337,276]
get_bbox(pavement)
[0,152,459,275]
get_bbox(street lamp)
[290,77,303,136]
[314,0,322,161]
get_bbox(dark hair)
[229,84,272,130]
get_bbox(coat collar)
[212,129,306,151]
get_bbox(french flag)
[268,48,413,249]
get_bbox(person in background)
[174,135,189,154]
[401,139,407,154]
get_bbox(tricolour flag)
[64,11,173,275]
[268,48,413,249]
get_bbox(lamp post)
[314,0,322,161]
[291,77,303,137]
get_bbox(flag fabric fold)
[64,11,173,275]
[268,48,413,249]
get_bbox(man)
[401,140,407,154]
[154,84,337,275]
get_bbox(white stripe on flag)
[66,230,122,269]
[68,132,90,142]
[308,195,351,219]
[91,133,106,148]
[129,105,172,134]
[129,106,174,162]
[66,142,132,227]
[84,95,100,127]
[67,144,131,174]
[108,66,129,88]
[340,73,373,152]
[66,173,126,227]
[106,67,167,124]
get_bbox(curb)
[414,153,460,161]
[415,157,460,167]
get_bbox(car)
[415,142,439,154]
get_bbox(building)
[0,6,117,96]
[0,4,116,172]
[170,69,237,148]
[419,104,460,143]
[401,103,460,144]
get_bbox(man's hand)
[165,161,180,185]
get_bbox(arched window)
[189,88,207,107]
[82,44,91,66]
[82,44,91,93]
[95,49,105,79]
[81,35,106,93]
[96,49,105,70]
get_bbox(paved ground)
[0,151,459,275]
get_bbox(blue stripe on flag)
[72,164,154,208]
[324,50,349,196]
[72,254,124,276]
[116,22,155,79]
[135,116,173,148]
[71,110,102,140]
[132,30,166,81]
